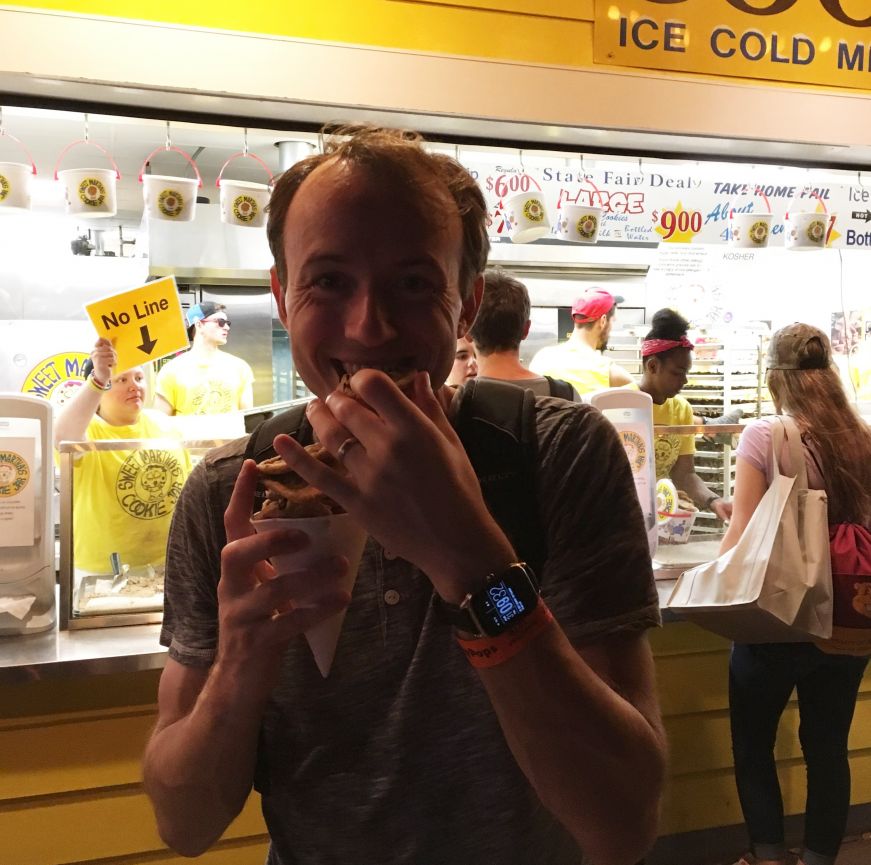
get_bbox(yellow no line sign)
[85,276,189,373]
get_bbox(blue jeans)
[729,642,868,865]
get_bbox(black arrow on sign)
[851,210,871,223]
[137,325,158,355]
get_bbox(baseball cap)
[186,301,223,327]
[571,289,624,322]
[766,323,832,370]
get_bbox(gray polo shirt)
[161,397,659,865]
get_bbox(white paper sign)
[0,437,36,547]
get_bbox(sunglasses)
[203,317,231,327]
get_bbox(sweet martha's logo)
[23,353,89,407]
[0,451,30,498]
[116,449,185,520]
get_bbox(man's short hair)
[470,268,531,355]
[266,125,489,301]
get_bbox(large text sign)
[594,0,871,90]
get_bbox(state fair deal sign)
[594,0,871,91]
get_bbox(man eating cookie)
[144,125,666,865]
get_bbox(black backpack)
[543,375,575,401]
[243,379,546,574]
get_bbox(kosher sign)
[85,276,188,373]
[594,0,871,91]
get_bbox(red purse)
[815,523,871,656]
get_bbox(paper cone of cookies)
[252,514,366,676]
[251,444,366,677]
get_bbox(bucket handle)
[216,152,274,188]
[138,146,203,187]
[0,130,37,176]
[785,185,827,219]
[53,139,121,181]
[730,187,772,219]
[558,177,606,210]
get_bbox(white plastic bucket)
[143,174,198,222]
[219,178,270,227]
[504,191,550,243]
[730,212,773,248]
[53,139,121,219]
[556,203,603,244]
[784,211,836,250]
[58,167,117,218]
[216,151,274,229]
[0,161,33,212]
[139,145,203,223]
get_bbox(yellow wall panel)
[147,841,272,865]
[0,670,160,719]
[6,0,595,68]
[649,620,732,656]
[0,789,266,864]
[404,0,594,21]
[0,711,155,799]
[661,766,743,835]
[654,651,732,717]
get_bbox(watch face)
[469,566,539,635]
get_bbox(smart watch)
[435,562,541,637]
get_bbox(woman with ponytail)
[721,323,871,865]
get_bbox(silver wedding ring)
[336,436,361,462]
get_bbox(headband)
[641,336,694,358]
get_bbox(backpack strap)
[454,379,546,575]
[544,375,575,401]
[243,401,314,514]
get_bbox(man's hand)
[217,459,354,684]
[272,370,515,603]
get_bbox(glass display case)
[57,437,231,629]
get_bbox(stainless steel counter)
[0,622,165,683]
[0,532,718,684]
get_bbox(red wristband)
[455,600,554,669]
[89,372,108,390]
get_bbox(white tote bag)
[665,417,833,643]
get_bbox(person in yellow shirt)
[54,338,191,575]
[640,309,732,523]
[850,337,871,403]
[529,288,635,398]
[154,302,255,416]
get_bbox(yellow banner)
[85,276,188,374]
[594,0,871,90]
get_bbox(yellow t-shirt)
[652,395,695,480]
[73,411,191,574]
[851,343,871,401]
[529,341,615,397]
[156,350,254,415]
